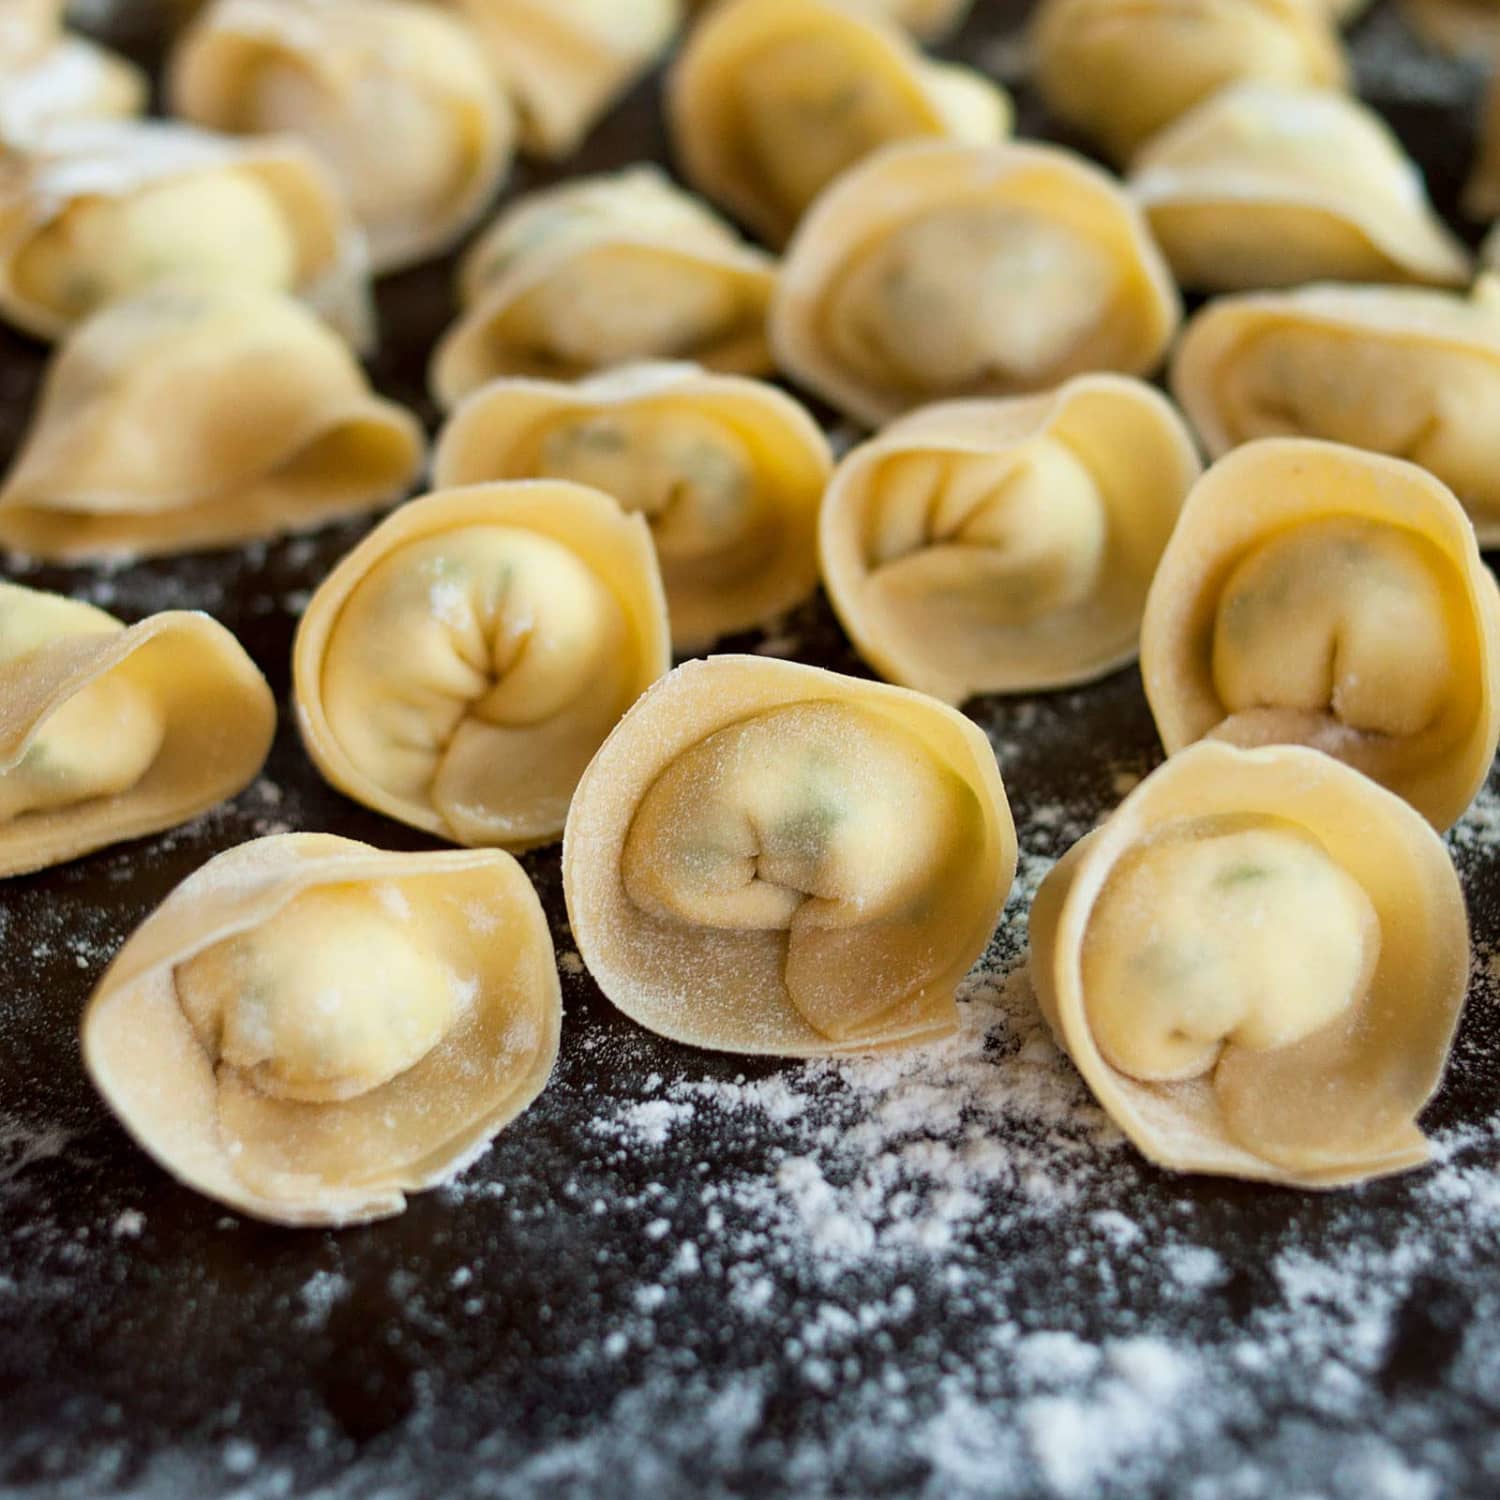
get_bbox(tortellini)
[295,481,670,851]
[771,140,1181,429]
[446,0,680,159]
[1029,741,1470,1186]
[820,374,1201,702]
[430,167,776,411]
[0,30,146,146]
[1031,0,1346,165]
[1172,281,1500,545]
[433,362,831,651]
[0,282,424,559]
[169,0,514,274]
[668,0,1011,247]
[685,0,974,38]
[82,833,561,1226]
[1129,84,1471,292]
[563,655,1017,1056]
[0,119,373,346]
[1140,437,1500,832]
[0,583,274,877]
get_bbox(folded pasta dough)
[820,374,1201,702]
[563,655,1017,1056]
[169,0,514,273]
[1172,282,1500,545]
[668,0,1010,248]
[431,167,776,410]
[1032,0,1346,166]
[684,0,974,38]
[1401,0,1500,51]
[1030,741,1469,1186]
[82,833,561,1226]
[1140,437,1500,832]
[446,0,679,159]
[772,140,1180,429]
[0,582,274,877]
[0,118,373,346]
[0,283,424,559]
[0,0,62,63]
[0,34,146,146]
[1129,84,1470,292]
[295,480,670,850]
[433,362,830,651]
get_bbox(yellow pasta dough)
[1140,437,1500,831]
[668,0,1010,247]
[1172,281,1500,544]
[83,833,561,1226]
[432,361,831,651]
[0,31,146,146]
[820,374,1201,702]
[1029,742,1470,1186]
[295,481,670,851]
[1129,84,1470,292]
[0,282,424,559]
[0,582,274,877]
[563,655,1017,1057]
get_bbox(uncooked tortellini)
[772,140,1181,429]
[1172,281,1500,545]
[0,119,372,345]
[820,374,1201,702]
[433,362,831,651]
[1140,438,1500,832]
[0,282,424,559]
[668,0,1010,247]
[1032,0,1346,165]
[295,481,670,850]
[83,833,561,1226]
[1030,742,1469,1186]
[1129,84,1470,292]
[563,655,1017,1056]
[431,167,775,410]
[0,26,145,145]
[0,582,274,877]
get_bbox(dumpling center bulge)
[1081,816,1380,1085]
[175,883,472,1104]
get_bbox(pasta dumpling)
[1129,84,1470,292]
[1140,437,1500,831]
[83,833,561,1226]
[0,31,145,146]
[169,0,514,274]
[1029,741,1469,1186]
[431,167,775,410]
[0,282,424,559]
[563,655,1017,1056]
[668,0,1010,247]
[295,481,670,851]
[1032,0,1345,165]
[0,119,372,346]
[433,362,831,651]
[772,140,1180,429]
[1172,281,1500,545]
[0,582,274,877]
[685,0,974,38]
[820,374,1201,702]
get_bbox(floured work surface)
[3,4,1500,1497]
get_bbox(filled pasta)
[0,31,146,146]
[170,0,514,273]
[1031,0,1346,165]
[1030,741,1469,1187]
[432,362,831,651]
[772,140,1180,429]
[431,167,775,410]
[1129,84,1470,292]
[1140,438,1500,832]
[685,0,974,37]
[563,655,1017,1057]
[668,0,1010,247]
[295,481,670,851]
[0,282,424,559]
[83,833,561,1226]
[1172,281,1500,545]
[0,582,274,877]
[820,374,1201,702]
